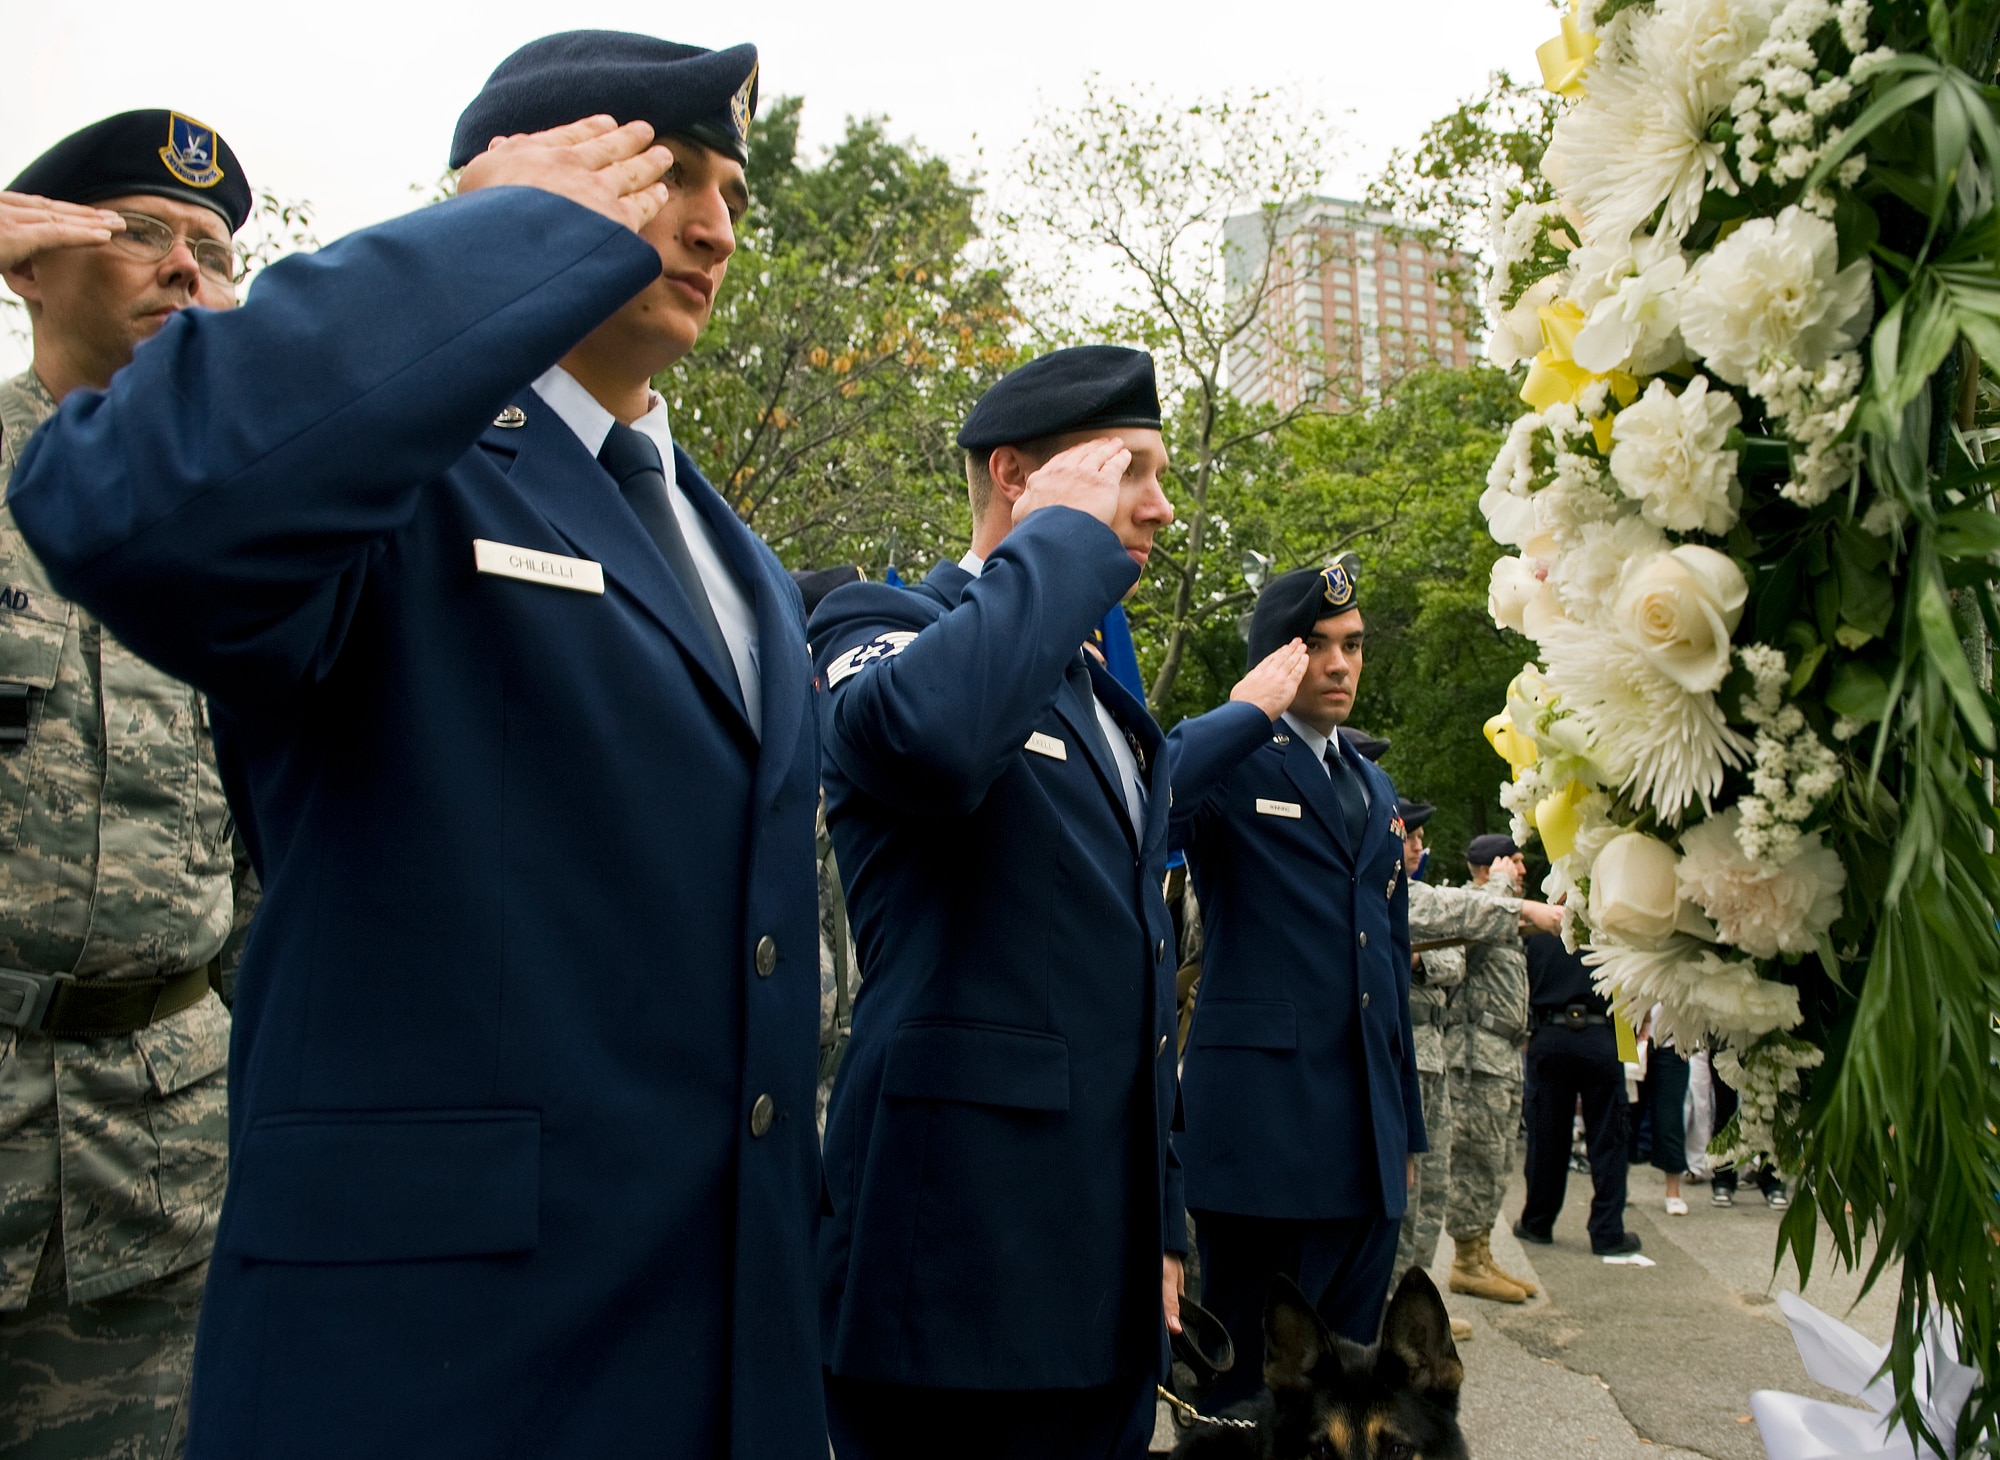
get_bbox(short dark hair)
[963,432,1077,521]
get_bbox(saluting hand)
[1011,436,1130,529]
[458,116,673,234]
[1230,639,1309,721]
[0,192,125,273]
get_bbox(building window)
[1333,287,1352,302]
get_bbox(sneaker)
[1592,1231,1643,1256]
[1511,1220,1554,1246]
[1712,1186,1735,1208]
[1764,1185,1790,1210]
[1664,1197,1689,1216]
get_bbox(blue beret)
[8,110,251,232]
[1466,833,1520,865]
[957,346,1161,453]
[1245,553,1363,666]
[450,32,759,169]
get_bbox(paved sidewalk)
[1154,1155,1894,1457]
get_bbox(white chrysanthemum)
[1676,808,1846,958]
[1680,206,1875,384]
[1609,377,1744,534]
[1549,514,1667,631]
[1571,231,1691,374]
[1540,619,1752,820]
[1543,0,1782,245]
[1585,935,1804,1050]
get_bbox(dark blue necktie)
[1325,744,1367,847]
[597,422,734,678]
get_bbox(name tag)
[474,539,604,595]
[1255,798,1302,818]
[1025,731,1068,761]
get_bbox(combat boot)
[1448,1234,1527,1303]
[1450,1317,1473,1342]
[1487,1243,1539,1297]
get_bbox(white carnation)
[1680,206,1875,384]
[1676,807,1846,958]
[1608,377,1744,535]
[1550,513,1668,630]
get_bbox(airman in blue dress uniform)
[810,347,1189,1459]
[1165,559,1426,1408]
[9,32,827,1460]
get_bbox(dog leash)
[1156,1385,1259,1431]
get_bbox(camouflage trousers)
[1446,1067,1522,1242]
[1392,1067,1452,1286]
[0,1239,203,1460]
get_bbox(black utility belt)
[1447,1006,1528,1042]
[1534,1004,1611,1032]
[0,965,213,1038]
[1413,1002,1452,1028]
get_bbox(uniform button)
[1157,1034,1170,1057]
[749,1094,775,1137]
[1155,938,1167,961]
[754,936,778,977]
[1361,992,1372,1009]
[1358,931,1369,948]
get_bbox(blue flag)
[884,565,907,588]
[1092,604,1146,701]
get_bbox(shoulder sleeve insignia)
[826,630,919,687]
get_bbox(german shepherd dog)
[1170,1268,1469,1460]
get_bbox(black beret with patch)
[1245,552,1363,667]
[8,109,251,233]
[1465,833,1520,866]
[1339,726,1390,763]
[450,31,760,169]
[957,345,1161,453]
[1396,798,1435,831]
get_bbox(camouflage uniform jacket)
[1443,880,1531,1079]
[0,370,235,1309]
[1406,881,1518,1077]
[815,801,859,1137]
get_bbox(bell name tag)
[474,539,604,595]
[1025,731,1068,760]
[1255,798,1302,818]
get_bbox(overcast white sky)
[3,0,1557,375]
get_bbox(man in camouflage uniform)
[0,112,257,1458]
[1443,833,1542,1306]
[816,798,859,1138]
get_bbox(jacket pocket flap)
[880,1022,1069,1112]
[0,595,69,689]
[223,1109,539,1263]
[1193,999,1298,1050]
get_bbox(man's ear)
[3,257,40,307]
[986,445,1034,508]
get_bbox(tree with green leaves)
[661,98,1017,576]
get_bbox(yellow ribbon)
[1537,1,1600,98]
[1484,710,1540,779]
[1519,300,1640,451]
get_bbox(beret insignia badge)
[1320,560,1354,610]
[731,62,759,143]
[160,112,224,189]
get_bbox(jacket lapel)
[1050,657,1136,852]
[1087,658,1166,857]
[1281,732,1352,860]
[490,399,753,743]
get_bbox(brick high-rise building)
[1224,196,1475,410]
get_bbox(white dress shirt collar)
[958,549,985,578]
[1282,711,1332,770]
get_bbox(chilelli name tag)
[1024,731,1068,760]
[1255,798,1303,818]
[473,539,604,595]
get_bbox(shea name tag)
[1255,798,1302,818]
[1025,731,1068,760]
[474,539,604,595]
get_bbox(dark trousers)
[825,1370,1157,1460]
[1519,1024,1630,1249]
[1190,1208,1399,1408]
[1633,1041,1690,1173]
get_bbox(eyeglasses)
[106,212,239,285]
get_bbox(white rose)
[1614,544,1747,693]
[1588,832,1685,947]
[1608,376,1743,535]
[1679,206,1875,385]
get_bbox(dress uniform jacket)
[811,510,1184,1391]
[0,371,236,1309]
[8,188,825,1460]
[1166,702,1425,1221]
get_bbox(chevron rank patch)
[826,631,919,687]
